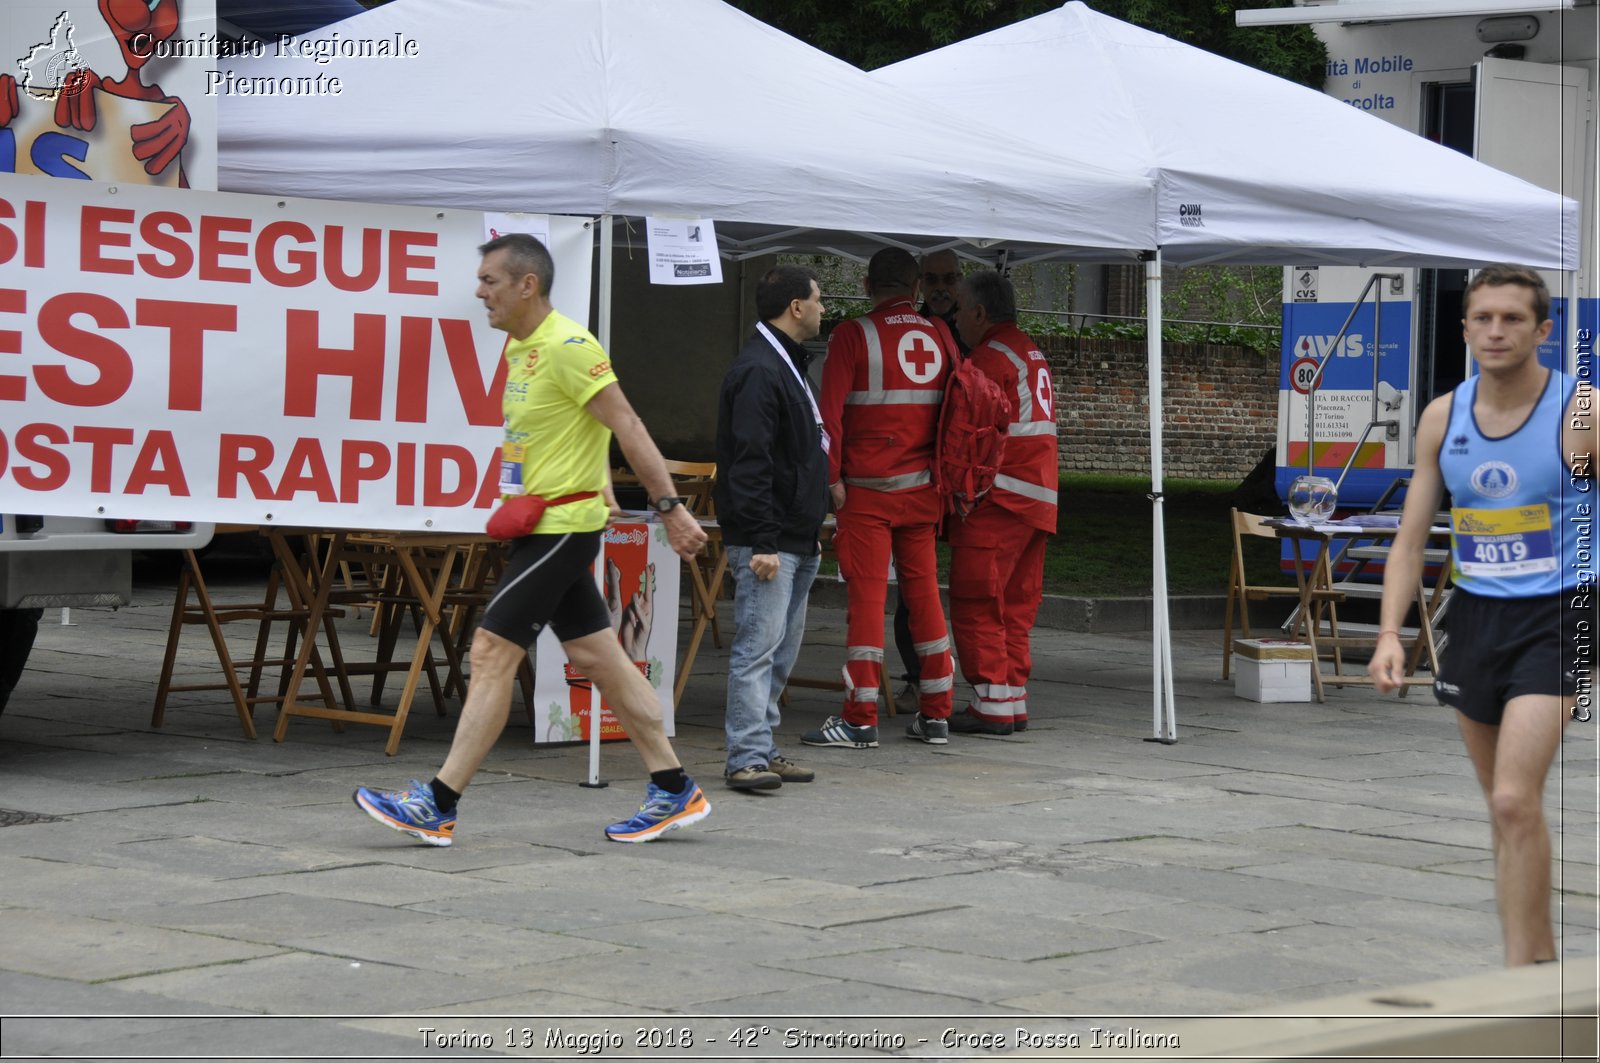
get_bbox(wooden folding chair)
[617,459,727,647]
[1222,508,1341,679]
[662,458,717,515]
[152,544,341,738]
[663,460,725,645]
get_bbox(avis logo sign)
[1178,203,1204,228]
[1293,333,1365,358]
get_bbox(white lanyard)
[756,322,826,443]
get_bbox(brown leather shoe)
[725,765,781,790]
[767,755,815,783]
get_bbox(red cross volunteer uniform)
[819,299,957,730]
[949,320,1058,732]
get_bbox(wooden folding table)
[269,528,488,755]
[1271,518,1452,702]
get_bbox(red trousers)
[948,504,1047,726]
[833,484,953,726]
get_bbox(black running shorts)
[478,531,611,649]
[1434,589,1584,725]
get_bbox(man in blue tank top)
[1370,265,1593,966]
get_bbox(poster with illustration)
[531,517,680,743]
[3,1,218,189]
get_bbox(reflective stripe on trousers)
[834,485,952,726]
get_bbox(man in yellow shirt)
[354,234,709,845]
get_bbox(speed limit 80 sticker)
[1289,356,1320,395]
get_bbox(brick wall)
[1042,334,1277,481]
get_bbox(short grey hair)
[478,233,554,296]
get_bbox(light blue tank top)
[1439,370,1585,597]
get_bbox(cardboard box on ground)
[1232,638,1313,703]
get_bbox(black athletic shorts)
[478,531,610,649]
[1434,589,1588,725]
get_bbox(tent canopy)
[219,0,366,39]
[877,1,1578,270]
[218,0,1154,260]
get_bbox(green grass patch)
[1046,474,1278,596]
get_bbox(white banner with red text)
[0,173,593,531]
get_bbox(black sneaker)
[947,712,1014,736]
[905,713,949,744]
[801,715,879,748]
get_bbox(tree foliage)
[357,0,1324,86]
[729,0,1325,87]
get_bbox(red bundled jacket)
[967,321,1058,532]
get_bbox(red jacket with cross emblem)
[820,297,956,491]
[968,320,1058,532]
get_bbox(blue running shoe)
[604,780,711,843]
[353,779,455,847]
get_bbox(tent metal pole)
[598,214,616,351]
[582,212,616,790]
[1145,249,1178,744]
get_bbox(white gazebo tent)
[217,0,1154,258]
[878,1,1579,740]
[219,0,1577,745]
[216,0,1159,777]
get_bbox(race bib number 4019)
[1451,505,1557,577]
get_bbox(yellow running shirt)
[499,310,616,534]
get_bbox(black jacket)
[713,323,830,556]
[921,301,970,355]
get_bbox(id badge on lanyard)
[757,322,827,453]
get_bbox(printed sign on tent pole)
[644,216,723,285]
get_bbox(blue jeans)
[724,545,820,774]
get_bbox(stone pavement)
[0,559,1594,1060]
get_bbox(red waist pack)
[485,491,599,541]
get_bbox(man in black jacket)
[919,249,969,356]
[713,265,831,791]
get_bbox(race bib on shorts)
[1451,504,1557,577]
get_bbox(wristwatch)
[651,496,688,513]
